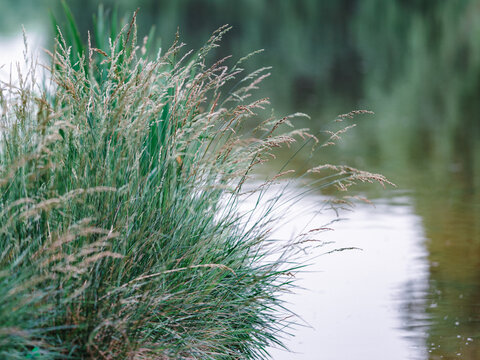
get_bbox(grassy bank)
[0,9,388,359]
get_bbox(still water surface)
[243,169,479,359]
[239,185,428,359]
[240,177,479,359]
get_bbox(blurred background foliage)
[1,1,480,358]
[0,0,473,178]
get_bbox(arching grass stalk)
[0,10,389,360]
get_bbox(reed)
[0,8,389,359]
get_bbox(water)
[0,31,45,83]
[240,174,479,359]
[268,194,429,360]
[238,185,426,359]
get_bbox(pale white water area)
[0,30,45,83]
[240,183,430,360]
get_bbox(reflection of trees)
[410,178,480,359]
[46,0,364,112]
[353,2,480,357]
[354,0,480,175]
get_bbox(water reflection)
[255,168,480,360]
[0,35,28,81]
[408,175,480,360]
[239,185,429,359]
[0,31,45,83]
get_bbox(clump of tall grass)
[0,9,390,360]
